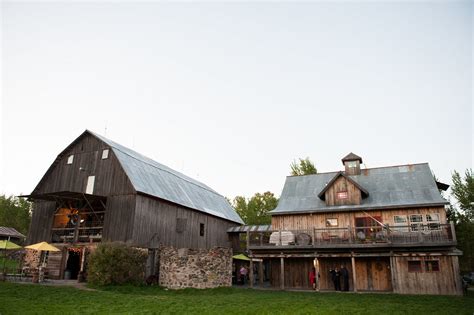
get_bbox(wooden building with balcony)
[242,153,462,295]
[24,130,243,280]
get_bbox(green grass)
[0,282,473,314]
[0,257,19,273]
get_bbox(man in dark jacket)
[341,265,350,291]
[330,267,341,291]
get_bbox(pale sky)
[1,1,472,201]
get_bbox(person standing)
[240,265,248,285]
[331,267,341,291]
[309,268,316,290]
[340,265,350,291]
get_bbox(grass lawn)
[0,282,473,314]
[0,257,19,273]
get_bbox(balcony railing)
[246,223,456,248]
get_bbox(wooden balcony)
[247,223,456,250]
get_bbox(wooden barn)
[240,153,463,295]
[24,130,243,279]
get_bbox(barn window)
[336,191,348,199]
[393,215,408,232]
[347,161,357,168]
[86,176,95,194]
[199,223,205,236]
[409,214,423,231]
[176,218,187,233]
[408,260,422,272]
[426,213,440,231]
[326,218,338,227]
[425,260,440,272]
[102,149,109,159]
[67,155,74,164]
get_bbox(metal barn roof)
[272,163,448,215]
[91,131,243,224]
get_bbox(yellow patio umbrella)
[232,254,251,261]
[25,242,60,252]
[25,242,60,272]
[1,239,22,274]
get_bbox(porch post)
[389,252,396,293]
[280,256,285,290]
[450,222,457,242]
[351,253,357,292]
[249,259,254,288]
[258,260,264,286]
[315,255,320,292]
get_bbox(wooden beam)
[258,261,264,286]
[280,257,285,290]
[351,255,357,292]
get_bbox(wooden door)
[355,258,392,291]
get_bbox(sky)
[1,1,472,201]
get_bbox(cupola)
[342,152,363,175]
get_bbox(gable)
[32,132,135,196]
[323,175,362,206]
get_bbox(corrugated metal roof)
[227,225,272,233]
[90,131,243,224]
[272,163,448,214]
[0,227,25,239]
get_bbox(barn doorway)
[65,248,81,279]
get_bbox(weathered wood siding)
[325,176,361,206]
[132,195,238,249]
[272,207,447,230]
[269,258,313,289]
[27,201,56,244]
[354,257,392,291]
[33,134,134,196]
[391,255,462,295]
[102,194,136,243]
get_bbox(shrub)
[87,242,147,286]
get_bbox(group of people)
[309,265,350,291]
[329,266,350,291]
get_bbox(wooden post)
[249,259,254,288]
[450,222,457,242]
[311,228,315,247]
[280,256,285,290]
[389,253,396,293]
[315,256,320,292]
[247,230,250,249]
[258,260,264,286]
[279,230,282,246]
[351,254,357,292]
[260,233,263,246]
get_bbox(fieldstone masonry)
[159,246,232,289]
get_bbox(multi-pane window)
[425,260,440,272]
[409,214,423,231]
[408,260,422,272]
[426,213,441,231]
[393,215,409,232]
[347,161,358,168]
[102,149,109,159]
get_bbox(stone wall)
[159,246,232,289]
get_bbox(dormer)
[318,172,369,206]
[342,152,363,175]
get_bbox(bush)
[87,242,147,286]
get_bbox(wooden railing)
[246,223,456,248]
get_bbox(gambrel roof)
[90,131,244,224]
[272,163,448,215]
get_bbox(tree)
[290,157,317,176]
[0,195,32,236]
[448,169,474,272]
[232,192,278,225]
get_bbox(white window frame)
[426,213,441,231]
[347,161,358,168]
[393,215,409,232]
[326,218,338,227]
[409,214,423,232]
[86,176,95,194]
[101,149,109,160]
[67,155,74,164]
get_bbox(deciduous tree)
[290,158,317,176]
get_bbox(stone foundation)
[159,246,232,289]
